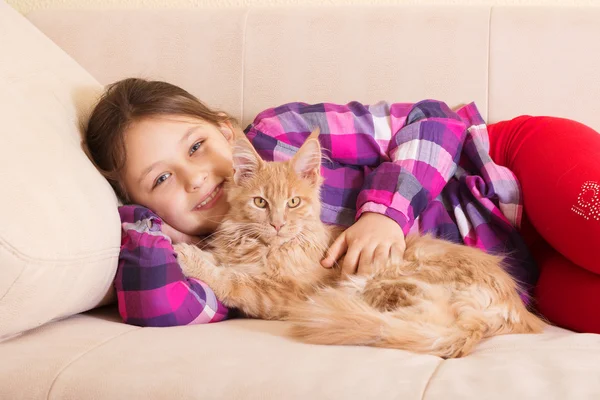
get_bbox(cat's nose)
[270,222,286,232]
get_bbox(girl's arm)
[244,100,470,274]
[355,99,468,235]
[116,205,228,327]
[244,99,469,234]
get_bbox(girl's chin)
[188,205,229,235]
[189,219,220,237]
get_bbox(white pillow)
[0,1,120,340]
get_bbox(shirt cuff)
[356,201,412,236]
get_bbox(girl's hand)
[321,212,406,275]
[162,221,202,245]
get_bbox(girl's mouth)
[193,183,223,211]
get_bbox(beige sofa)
[1,1,600,398]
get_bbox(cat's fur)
[175,129,545,358]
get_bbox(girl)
[84,78,600,333]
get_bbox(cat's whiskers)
[222,224,264,244]
[200,214,230,224]
[297,230,328,254]
[192,232,217,248]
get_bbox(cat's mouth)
[265,228,299,243]
[192,183,224,211]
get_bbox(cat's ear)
[232,135,263,184]
[292,128,322,184]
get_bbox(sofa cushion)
[1,308,600,399]
[0,1,120,340]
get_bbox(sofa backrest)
[26,5,600,131]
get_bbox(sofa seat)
[2,308,600,399]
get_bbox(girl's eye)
[189,141,203,156]
[253,197,268,208]
[287,197,301,208]
[153,173,171,188]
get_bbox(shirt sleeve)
[356,99,468,234]
[244,100,468,234]
[116,205,228,327]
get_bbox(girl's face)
[122,115,235,236]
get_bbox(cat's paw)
[174,243,205,278]
[173,242,193,264]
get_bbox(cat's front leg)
[173,242,218,279]
[174,243,262,315]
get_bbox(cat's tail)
[288,287,487,359]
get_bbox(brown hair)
[83,78,236,202]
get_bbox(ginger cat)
[175,129,545,358]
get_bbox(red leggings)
[488,116,600,333]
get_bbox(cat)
[174,129,545,358]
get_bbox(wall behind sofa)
[7,0,599,15]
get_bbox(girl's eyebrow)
[138,161,161,185]
[179,125,201,145]
[138,125,201,184]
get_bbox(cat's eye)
[287,197,301,208]
[253,197,268,208]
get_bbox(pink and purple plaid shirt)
[116,99,538,327]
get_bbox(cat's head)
[223,129,323,242]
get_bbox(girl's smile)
[192,182,225,211]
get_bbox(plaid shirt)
[116,206,228,326]
[116,99,538,327]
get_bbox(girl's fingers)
[322,233,348,268]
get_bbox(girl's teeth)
[199,186,219,207]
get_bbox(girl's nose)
[183,169,207,193]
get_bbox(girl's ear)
[218,119,236,144]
